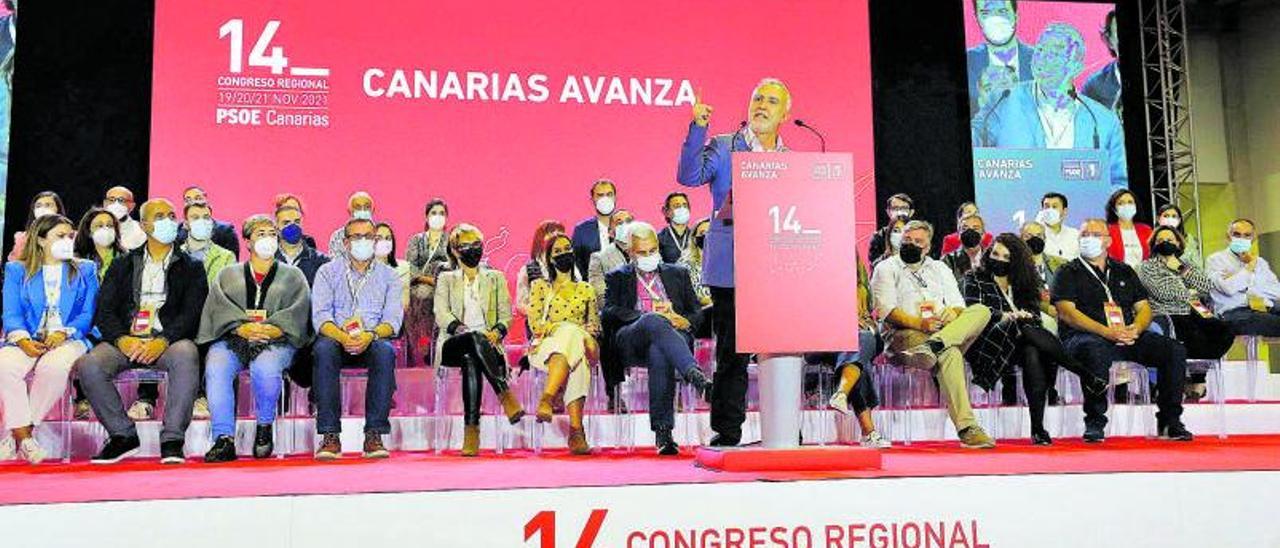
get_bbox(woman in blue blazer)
[0,215,98,464]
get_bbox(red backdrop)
[150,0,876,332]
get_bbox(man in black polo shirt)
[1051,218,1192,443]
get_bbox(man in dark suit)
[602,222,712,456]
[941,214,987,281]
[966,0,1035,116]
[657,191,694,264]
[1082,10,1121,115]
[570,178,618,279]
[175,186,241,258]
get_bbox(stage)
[2,435,1279,507]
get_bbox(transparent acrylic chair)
[1106,361,1156,438]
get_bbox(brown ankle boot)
[461,425,480,457]
[536,394,555,423]
[568,427,590,455]
[500,390,525,424]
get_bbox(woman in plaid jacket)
[962,233,1107,445]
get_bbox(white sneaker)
[828,391,853,416]
[0,436,15,461]
[860,430,892,449]
[192,397,210,419]
[18,438,46,464]
[127,400,155,420]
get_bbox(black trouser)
[1063,331,1187,430]
[441,332,510,426]
[1016,325,1094,433]
[1154,313,1236,384]
[135,342,213,403]
[709,286,749,440]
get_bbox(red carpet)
[3,435,1279,506]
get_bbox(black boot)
[655,430,679,456]
[253,424,274,459]
[684,367,713,400]
[204,436,238,463]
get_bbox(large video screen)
[0,1,16,238]
[149,1,877,301]
[965,0,1125,233]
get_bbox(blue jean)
[205,340,296,438]
[832,329,882,413]
[616,313,697,432]
[312,337,397,434]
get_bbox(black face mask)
[695,234,706,250]
[899,243,923,265]
[1153,241,1181,257]
[551,252,575,273]
[1025,236,1046,255]
[456,244,484,268]
[961,229,982,248]
[985,257,1012,277]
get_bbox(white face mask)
[613,222,633,248]
[980,15,1015,46]
[1079,236,1105,259]
[889,231,904,249]
[1116,204,1137,222]
[188,218,215,241]
[105,202,129,220]
[32,206,56,220]
[1038,208,1062,226]
[1158,216,1180,229]
[375,240,394,258]
[49,238,75,261]
[595,196,616,216]
[352,209,373,221]
[636,253,660,273]
[349,239,376,262]
[253,237,279,259]
[92,227,116,248]
[670,207,691,226]
[427,214,447,231]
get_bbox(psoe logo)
[1061,159,1102,181]
[811,162,845,181]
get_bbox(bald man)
[103,186,147,250]
[677,78,791,447]
[328,191,375,261]
[76,199,210,464]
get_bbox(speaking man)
[676,78,790,447]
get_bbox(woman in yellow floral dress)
[527,234,600,455]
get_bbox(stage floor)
[5,434,1280,507]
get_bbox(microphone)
[793,119,827,153]
[1069,89,1101,149]
[976,89,1011,147]
[728,120,747,152]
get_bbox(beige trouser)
[888,304,992,433]
[0,343,87,430]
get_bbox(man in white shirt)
[1206,219,1280,336]
[1037,192,1079,260]
[871,220,995,448]
[103,186,146,251]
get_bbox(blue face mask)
[1079,236,1104,259]
[1229,237,1253,255]
[151,218,179,245]
[281,223,304,245]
